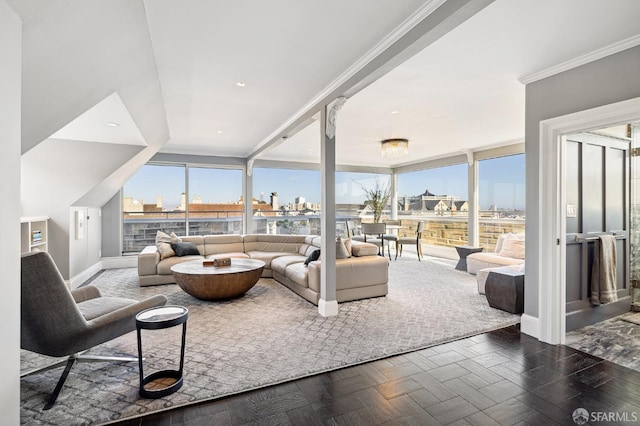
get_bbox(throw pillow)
[343,237,352,256]
[171,242,200,257]
[304,249,321,266]
[156,231,181,259]
[499,238,525,259]
[336,237,351,259]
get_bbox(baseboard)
[520,314,539,339]
[69,261,103,289]
[102,256,137,269]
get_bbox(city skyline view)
[123,154,525,212]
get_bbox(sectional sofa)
[138,234,389,305]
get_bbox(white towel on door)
[590,235,618,305]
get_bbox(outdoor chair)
[361,222,389,258]
[20,251,168,410]
[382,220,402,260]
[348,220,366,242]
[397,221,425,260]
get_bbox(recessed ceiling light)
[217,130,223,134]
[390,111,399,115]
[236,82,246,87]
[106,122,120,127]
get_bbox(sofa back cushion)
[243,234,306,254]
[494,233,524,254]
[181,236,204,255]
[203,235,245,256]
[499,237,525,259]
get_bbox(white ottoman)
[476,268,493,294]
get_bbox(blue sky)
[123,154,525,210]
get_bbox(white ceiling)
[265,0,640,167]
[15,0,640,168]
[50,93,146,146]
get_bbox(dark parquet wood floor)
[112,325,640,425]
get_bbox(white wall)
[69,207,102,287]
[17,0,171,279]
[524,46,640,323]
[0,1,21,423]
[22,139,143,278]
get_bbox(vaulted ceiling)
[12,0,640,175]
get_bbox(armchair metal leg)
[22,352,139,410]
[43,357,76,410]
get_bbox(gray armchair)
[21,251,167,410]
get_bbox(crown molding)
[519,34,640,85]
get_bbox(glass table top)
[136,305,188,324]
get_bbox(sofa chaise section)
[466,233,525,274]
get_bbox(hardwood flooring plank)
[106,325,640,426]
[376,377,423,400]
[443,377,497,410]
[411,371,458,402]
[423,395,479,424]
[386,394,440,425]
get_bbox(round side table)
[136,305,188,399]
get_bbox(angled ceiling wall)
[16,0,170,209]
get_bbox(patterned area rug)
[565,312,640,372]
[620,312,640,325]
[20,254,520,425]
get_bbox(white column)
[391,171,398,220]
[244,160,254,234]
[468,153,479,246]
[318,98,345,317]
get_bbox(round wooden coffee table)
[170,259,265,300]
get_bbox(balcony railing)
[123,210,524,254]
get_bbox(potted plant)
[358,178,391,223]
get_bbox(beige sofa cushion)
[206,252,249,260]
[243,234,306,254]
[351,241,378,257]
[138,245,160,276]
[499,238,525,259]
[466,252,524,274]
[246,251,295,268]
[495,232,524,253]
[157,254,204,274]
[203,235,245,256]
[308,256,388,292]
[271,255,307,276]
[284,262,309,288]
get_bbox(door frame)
[537,97,640,344]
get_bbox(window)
[336,172,391,236]
[478,153,525,250]
[252,168,320,234]
[122,164,243,253]
[397,164,468,247]
[123,164,186,253]
[397,165,468,217]
[187,167,243,236]
[478,154,525,216]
